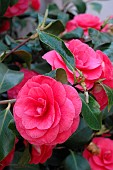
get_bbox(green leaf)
[45,20,65,36]
[57,12,69,26]
[64,152,90,170]
[47,3,60,18]
[45,70,57,78]
[100,83,113,111]
[18,147,31,165]
[13,50,32,69]
[56,68,68,84]
[0,63,24,93]
[80,94,102,130]
[0,107,15,161]
[102,42,113,62]
[73,0,86,13]
[37,30,75,72]
[88,28,113,49]
[0,0,10,16]
[8,120,21,138]
[62,28,84,40]
[31,62,51,74]
[65,118,93,149]
[90,2,102,13]
[0,41,9,55]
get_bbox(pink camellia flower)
[31,0,40,11]
[65,13,102,35]
[29,145,54,164]
[14,75,82,145]
[83,137,113,170]
[0,20,10,33]
[7,68,38,99]
[0,148,14,170]
[4,0,29,18]
[43,39,103,90]
[91,50,113,110]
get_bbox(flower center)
[36,98,46,116]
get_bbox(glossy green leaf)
[90,2,102,13]
[0,63,24,93]
[37,30,75,71]
[45,20,65,35]
[62,28,84,40]
[8,120,21,138]
[100,83,113,111]
[57,12,69,26]
[65,118,93,149]
[64,152,91,170]
[80,94,102,130]
[88,28,113,49]
[0,107,15,161]
[73,0,86,13]
[13,50,32,69]
[45,68,67,84]
[47,3,60,18]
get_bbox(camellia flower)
[0,20,10,33]
[0,148,15,170]
[43,39,103,90]
[4,0,29,18]
[65,13,102,35]
[14,75,82,145]
[91,50,113,110]
[83,137,113,170]
[29,145,54,164]
[8,68,38,99]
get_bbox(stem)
[5,37,31,58]
[0,99,16,105]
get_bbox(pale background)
[40,0,113,20]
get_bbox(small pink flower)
[83,137,113,170]
[65,14,102,35]
[29,145,54,164]
[0,149,14,170]
[0,20,10,33]
[43,39,103,90]
[7,68,38,99]
[91,51,113,110]
[4,0,29,18]
[14,75,82,145]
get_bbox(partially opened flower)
[7,68,38,99]
[14,75,82,145]
[91,50,113,110]
[43,39,103,90]
[65,13,102,35]
[83,137,113,170]
[29,145,54,164]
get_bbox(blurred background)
[40,0,113,20]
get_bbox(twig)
[0,99,16,105]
